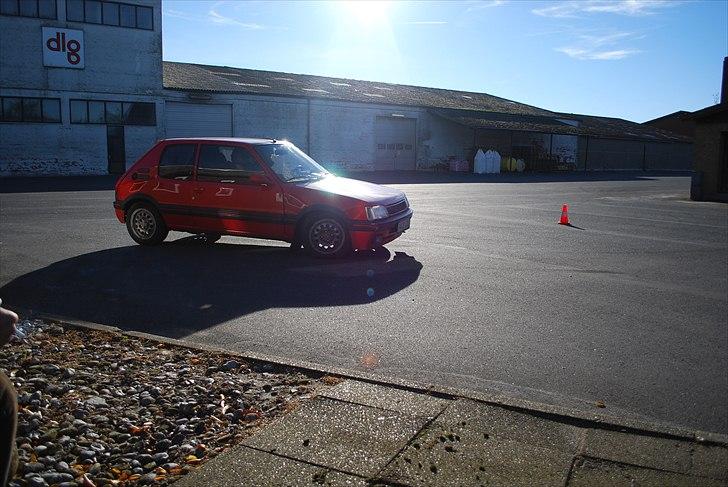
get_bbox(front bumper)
[349,208,413,250]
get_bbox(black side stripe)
[158,204,297,225]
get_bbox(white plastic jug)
[474,149,487,174]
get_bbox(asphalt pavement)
[1,172,726,434]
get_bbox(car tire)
[126,203,168,245]
[203,233,221,244]
[304,214,351,258]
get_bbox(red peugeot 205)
[114,138,412,257]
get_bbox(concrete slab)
[377,416,573,486]
[584,429,692,474]
[244,397,428,477]
[691,443,728,480]
[320,380,450,418]
[434,399,584,453]
[567,457,726,487]
[174,445,367,487]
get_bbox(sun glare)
[340,0,391,26]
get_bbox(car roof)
[161,137,281,145]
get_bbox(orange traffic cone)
[558,204,570,225]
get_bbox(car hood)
[298,175,404,205]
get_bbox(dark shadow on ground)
[0,171,693,193]
[0,175,120,193]
[0,240,422,338]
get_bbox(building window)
[65,0,152,29]
[69,99,156,125]
[1,0,57,19]
[0,97,61,123]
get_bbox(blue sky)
[162,0,728,122]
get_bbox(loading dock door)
[165,102,232,138]
[374,117,416,170]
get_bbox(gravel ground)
[1,318,333,487]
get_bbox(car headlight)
[366,205,389,220]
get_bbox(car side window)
[197,145,263,183]
[158,144,196,180]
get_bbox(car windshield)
[254,143,329,182]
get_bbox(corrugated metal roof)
[162,61,555,117]
[431,108,692,143]
[163,62,692,143]
[561,113,693,142]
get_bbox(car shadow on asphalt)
[0,240,423,338]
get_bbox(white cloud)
[402,21,448,25]
[208,9,264,29]
[555,30,644,60]
[465,0,506,12]
[556,46,641,60]
[164,7,266,30]
[533,0,679,18]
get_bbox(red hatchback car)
[114,138,413,257]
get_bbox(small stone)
[61,368,75,379]
[156,439,172,451]
[139,396,154,406]
[43,364,61,375]
[139,472,157,485]
[27,476,48,487]
[34,445,48,455]
[85,396,107,407]
[79,449,96,461]
[222,360,239,370]
[178,444,194,454]
[152,452,169,464]
[41,472,74,484]
[23,462,45,473]
[137,454,153,464]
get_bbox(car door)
[150,142,203,231]
[192,143,285,238]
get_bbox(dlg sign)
[42,27,84,69]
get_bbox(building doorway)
[107,125,126,174]
[374,116,416,170]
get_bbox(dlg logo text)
[42,27,84,69]
[46,31,81,64]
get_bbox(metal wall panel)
[165,102,232,138]
[374,116,416,170]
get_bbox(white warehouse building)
[0,0,693,177]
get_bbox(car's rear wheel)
[203,233,221,243]
[305,214,350,258]
[126,203,168,245]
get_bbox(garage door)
[374,117,416,170]
[165,102,232,138]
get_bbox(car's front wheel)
[126,203,168,245]
[305,214,350,258]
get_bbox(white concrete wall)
[0,1,162,175]
[0,0,162,95]
[0,89,162,175]
[234,96,308,150]
[309,99,421,172]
